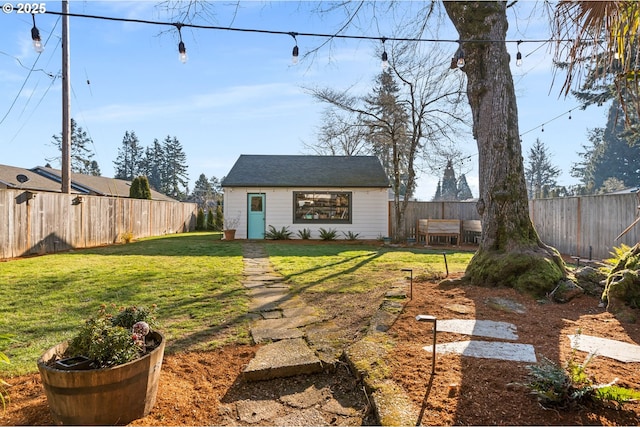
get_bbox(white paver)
[423,340,537,362]
[568,334,640,363]
[436,319,519,340]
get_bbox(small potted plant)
[223,213,240,240]
[37,304,165,426]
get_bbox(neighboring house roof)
[222,155,390,188]
[0,164,83,193]
[0,164,175,201]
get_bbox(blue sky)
[1,1,609,201]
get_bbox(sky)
[0,1,610,201]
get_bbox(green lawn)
[0,234,474,376]
[0,232,247,376]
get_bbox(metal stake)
[415,315,437,426]
[442,252,449,277]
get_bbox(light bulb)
[292,45,299,64]
[31,26,43,53]
[381,51,389,70]
[455,47,465,68]
[516,51,522,66]
[178,41,187,64]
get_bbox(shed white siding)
[223,187,389,239]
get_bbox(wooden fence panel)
[1,189,197,260]
[391,194,639,259]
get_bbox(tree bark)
[443,1,566,295]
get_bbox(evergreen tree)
[142,140,164,192]
[365,70,411,199]
[457,174,473,200]
[196,207,205,230]
[192,173,214,209]
[571,101,640,192]
[206,208,215,231]
[161,136,189,200]
[440,160,458,201]
[114,131,144,180]
[214,204,224,231]
[432,180,442,201]
[48,118,100,175]
[525,139,561,199]
[129,176,152,199]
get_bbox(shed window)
[294,192,351,223]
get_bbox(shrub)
[297,228,312,239]
[0,334,11,409]
[121,231,134,244]
[206,208,215,231]
[265,225,293,240]
[524,336,640,409]
[343,231,360,240]
[318,227,338,241]
[66,304,158,369]
[196,208,205,230]
[214,205,224,231]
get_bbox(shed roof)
[222,155,390,188]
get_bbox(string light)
[516,40,522,66]
[38,9,584,68]
[381,37,389,70]
[31,14,44,53]
[290,32,299,64]
[454,42,464,68]
[176,23,187,64]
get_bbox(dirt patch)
[2,273,640,426]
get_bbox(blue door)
[247,194,265,239]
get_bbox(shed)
[221,155,390,239]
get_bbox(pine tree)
[192,173,214,209]
[525,139,561,199]
[114,131,144,180]
[48,118,100,175]
[196,208,205,230]
[432,180,442,201]
[214,204,224,231]
[129,176,152,199]
[206,208,215,231]
[457,174,473,200]
[161,136,189,200]
[142,140,164,192]
[440,160,458,201]
[571,101,640,192]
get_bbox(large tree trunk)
[443,1,566,295]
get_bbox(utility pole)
[61,0,71,193]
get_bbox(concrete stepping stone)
[243,338,323,381]
[436,319,519,340]
[423,340,537,362]
[236,399,285,424]
[568,334,640,363]
[250,315,322,343]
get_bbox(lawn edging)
[343,281,419,426]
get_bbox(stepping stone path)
[241,243,325,381]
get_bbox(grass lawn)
[0,234,474,377]
[264,242,473,293]
[0,232,247,376]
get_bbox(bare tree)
[307,39,468,240]
[304,107,370,156]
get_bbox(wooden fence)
[1,189,197,259]
[391,192,640,260]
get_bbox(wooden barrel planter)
[37,331,165,426]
